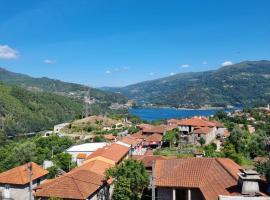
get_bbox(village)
[1,107,270,200]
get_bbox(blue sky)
[0,0,270,87]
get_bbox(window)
[4,184,10,198]
[37,179,41,185]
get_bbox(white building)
[66,142,107,164]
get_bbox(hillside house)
[168,117,224,145]
[0,162,48,200]
[35,142,130,200]
[153,158,269,200]
[34,160,113,200]
[66,142,108,165]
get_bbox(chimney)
[238,170,261,196]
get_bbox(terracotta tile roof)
[142,124,176,134]
[133,155,168,168]
[193,127,213,135]
[77,153,87,159]
[132,131,146,140]
[120,136,142,146]
[86,143,129,164]
[177,117,215,127]
[34,169,105,199]
[78,160,113,176]
[0,162,48,185]
[154,158,244,200]
[144,133,163,143]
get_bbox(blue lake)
[129,108,230,121]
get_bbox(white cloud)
[105,70,111,74]
[170,72,176,76]
[149,72,154,76]
[0,45,19,59]
[123,66,129,70]
[202,61,208,65]
[181,64,189,68]
[44,59,56,64]
[222,61,233,67]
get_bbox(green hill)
[0,82,83,137]
[103,60,270,107]
[0,67,127,104]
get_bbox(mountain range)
[0,67,127,104]
[102,60,270,108]
[0,68,127,136]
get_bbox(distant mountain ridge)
[102,60,270,107]
[0,67,127,104]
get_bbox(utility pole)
[28,162,33,200]
[151,161,155,200]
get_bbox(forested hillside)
[103,60,270,107]
[0,67,127,104]
[0,82,83,137]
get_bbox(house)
[85,143,130,165]
[167,117,224,145]
[34,160,113,200]
[193,127,216,144]
[53,122,70,133]
[153,158,269,200]
[0,162,48,200]
[66,142,108,165]
[35,142,130,200]
[133,124,176,148]
[117,135,144,155]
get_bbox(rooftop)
[66,142,107,152]
[0,162,48,185]
[154,158,247,200]
[86,143,129,164]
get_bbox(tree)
[53,152,72,172]
[93,135,106,142]
[199,137,206,146]
[47,166,59,179]
[14,141,37,164]
[112,177,132,200]
[106,159,149,200]
[163,130,178,148]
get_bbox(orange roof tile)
[154,158,244,200]
[142,124,175,134]
[193,127,213,135]
[145,133,163,143]
[120,136,142,146]
[34,159,113,199]
[78,160,113,176]
[133,155,168,168]
[86,143,129,164]
[131,131,146,139]
[177,117,215,127]
[0,162,48,185]
[35,169,105,199]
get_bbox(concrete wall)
[0,176,47,200]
